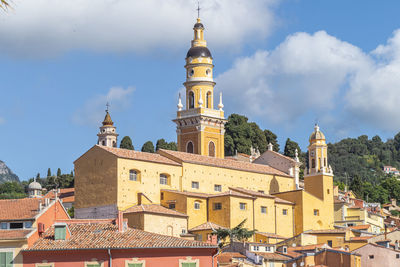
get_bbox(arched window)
[206,91,212,108]
[324,158,327,167]
[102,140,105,146]
[189,91,195,109]
[187,141,194,153]
[129,170,140,181]
[311,159,315,168]
[113,141,116,147]
[209,141,215,157]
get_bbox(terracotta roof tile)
[306,229,347,234]
[256,232,287,239]
[123,204,188,217]
[290,243,329,251]
[45,188,75,203]
[98,145,181,166]
[350,225,371,230]
[217,252,246,264]
[161,189,211,198]
[262,150,297,163]
[158,149,291,177]
[0,198,44,221]
[229,187,294,204]
[254,252,292,261]
[27,223,216,250]
[0,229,33,240]
[189,222,226,232]
[350,236,373,241]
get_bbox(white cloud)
[216,30,400,132]
[0,0,279,57]
[72,86,135,126]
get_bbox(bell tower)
[97,104,118,148]
[173,16,226,158]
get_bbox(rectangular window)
[24,221,32,228]
[266,246,271,252]
[0,222,7,229]
[0,252,13,267]
[396,254,400,259]
[181,263,196,267]
[128,264,143,267]
[258,190,265,194]
[55,225,67,240]
[369,255,374,259]
[160,174,168,185]
[261,206,267,214]
[314,209,320,216]
[192,181,199,189]
[253,246,259,251]
[213,203,222,210]
[283,209,287,215]
[160,192,164,200]
[214,184,222,192]
[129,170,137,181]
[239,203,247,210]
[327,240,332,247]
[87,265,101,267]
[9,222,23,229]
[194,202,200,210]
[169,203,176,209]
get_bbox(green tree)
[47,168,51,177]
[224,135,235,156]
[224,114,252,156]
[68,207,75,218]
[156,139,177,151]
[249,122,267,153]
[213,219,256,247]
[350,175,363,198]
[264,130,280,152]
[120,136,134,150]
[57,168,61,177]
[141,141,155,153]
[284,138,301,158]
[36,173,40,179]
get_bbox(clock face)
[310,151,315,157]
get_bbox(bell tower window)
[209,141,215,157]
[187,141,194,153]
[189,91,195,109]
[311,159,315,168]
[206,91,212,108]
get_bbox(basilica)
[74,17,335,242]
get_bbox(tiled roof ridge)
[158,149,291,177]
[123,203,188,217]
[264,149,297,163]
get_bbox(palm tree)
[0,0,9,10]
[213,219,256,248]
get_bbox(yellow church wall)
[275,203,295,238]
[334,203,346,222]
[123,212,144,229]
[309,232,346,248]
[180,162,294,197]
[253,197,276,234]
[190,229,212,242]
[273,190,304,235]
[117,158,182,210]
[229,196,254,229]
[208,196,231,228]
[74,146,118,209]
[185,196,208,229]
[160,191,188,215]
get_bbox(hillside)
[0,160,19,183]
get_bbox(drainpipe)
[274,204,277,235]
[108,248,112,267]
[212,248,221,267]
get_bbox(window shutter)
[0,252,5,267]
[86,264,101,267]
[128,264,143,267]
[55,225,66,240]
[5,253,12,267]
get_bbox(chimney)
[206,234,218,245]
[38,202,43,211]
[116,211,125,232]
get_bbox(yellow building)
[74,17,336,243]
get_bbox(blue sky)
[1,0,400,180]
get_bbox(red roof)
[123,204,188,217]
[0,229,33,240]
[45,188,75,203]
[0,198,45,220]
[350,225,371,230]
[217,252,246,264]
[229,187,294,204]
[27,223,217,250]
[350,236,373,241]
[254,252,292,261]
[158,149,291,177]
[189,222,226,232]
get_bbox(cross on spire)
[197,1,201,18]
[106,102,110,112]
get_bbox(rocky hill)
[0,160,19,183]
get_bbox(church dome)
[28,181,42,190]
[186,46,212,59]
[102,111,114,126]
[309,124,325,141]
[194,22,204,29]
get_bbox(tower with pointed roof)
[97,107,118,147]
[173,16,226,158]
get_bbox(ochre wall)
[74,146,118,209]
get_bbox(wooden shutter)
[5,252,12,267]
[128,264,143,267]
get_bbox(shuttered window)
[54,225,66,240]
[86,264,100,267]
[128,264,143,267]
[0,252,13,267]
[181,263,196,267]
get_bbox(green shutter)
[0,252,5,267]
[128,264,143,267]
[181,263,196,267]
[55,225,66,240]
[86,265,100,267]
[5,253,12,267]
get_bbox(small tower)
[307,124,332,175]
[173,14,226,158]
[97,105,118,147]
[28,178,42,198]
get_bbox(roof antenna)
[197,1,201,18]
[106,102,110,113]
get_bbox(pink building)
[22,219,218,267]
[353,243,400,267]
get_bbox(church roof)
[123,204,188,218]
[309,124,325,141]
[186,46,212,59]
[158,149,291,177]
[97,146,181,166]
